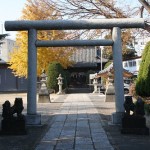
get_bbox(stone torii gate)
[5,18,145,125]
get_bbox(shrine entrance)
[5,18,145,125]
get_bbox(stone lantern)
[93,74,98,93]
[38,70,50,103]
[105,72,115,102]
[57,74,63,94]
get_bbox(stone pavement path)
[35,94,114,150]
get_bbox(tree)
[103,30,137,60]
[139,0,150,14]
[138,0,150,31]
[8,0,73,77]
[50,0,150,60]
[136,41,150,97]
[53,0,127,19]
[8,0,150,77]
[47,62,67,92]
[51,0,129,40]
[52,0,150,32]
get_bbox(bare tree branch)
[138,0,150,13]
[140,6,144,17]
[138,0,150,32]
[48,0,150,34]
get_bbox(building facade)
[4,35,149,90]
[0,38,27,92]
[122,34,150,76]
[0,39,107,91]
[0,38,16,62]
[123,58,141,76]
[134,34,150,56]
[68,46,107,87]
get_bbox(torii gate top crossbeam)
[5,18,145,31]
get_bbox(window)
[124,62,128,67]
[129,61,133,67]
[133,61,136,66]
[127,60,137,67]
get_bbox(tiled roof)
[97,63,133,78]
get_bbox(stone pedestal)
[57,83,63,94]
[38,95,50,103]
[112,112,124,124]
[105,84,115,102]
[38,87,50,103]
[93,78,98,93]
[25,114,41,125]
[1,116,26,135]
[0,99,27,135]
[121,115,149,135]
[38,71,51,103]
[105,73,115,102]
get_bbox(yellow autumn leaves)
[8,0,74,77]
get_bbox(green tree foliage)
[104,61,112,69]
[47,62,67,92]
[136,41,150,97]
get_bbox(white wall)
[123,58,141,75]
[0,38,16,62]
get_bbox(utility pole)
[95,46,103,84]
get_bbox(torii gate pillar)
[112,27,125,124]
[26,29,41,125]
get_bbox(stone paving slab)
[90,94,150,150]
[35,94,114,150]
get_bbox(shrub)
[136,41,150,97]
[47,62,67,92]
